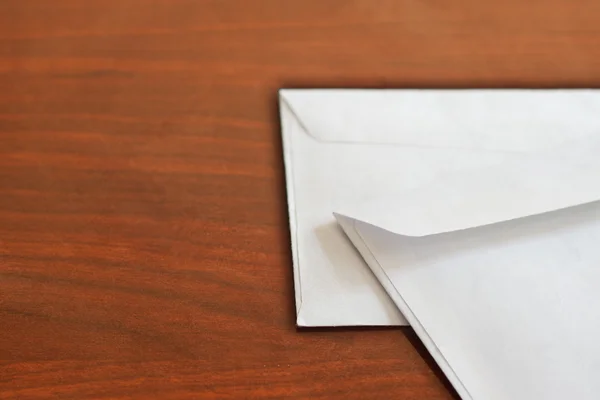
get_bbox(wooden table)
[2,1,600,398]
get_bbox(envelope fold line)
[334,213,473,399]
[279,94,304,318]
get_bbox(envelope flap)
[280,89,600,152]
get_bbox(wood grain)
[2,1,600,398]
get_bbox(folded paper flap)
[280,89,600,152]
[334,154,600,237]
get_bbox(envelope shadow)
[402,328,462,400]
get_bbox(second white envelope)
[336,197,600,399]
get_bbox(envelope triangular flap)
[281,89,600,236]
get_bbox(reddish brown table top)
[2,1,600,398]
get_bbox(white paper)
[338,200,600,399]
[280,88,600,327]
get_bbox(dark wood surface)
[2,1,600,398]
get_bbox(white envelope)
[280,88,600,398]
[279,88,600,328]
[337,201,600,400]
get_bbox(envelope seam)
[279,95,320,144]
[281,96,535,152]
[280,95,304,320]
[352,219,473,400]
[279,89,600,154]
